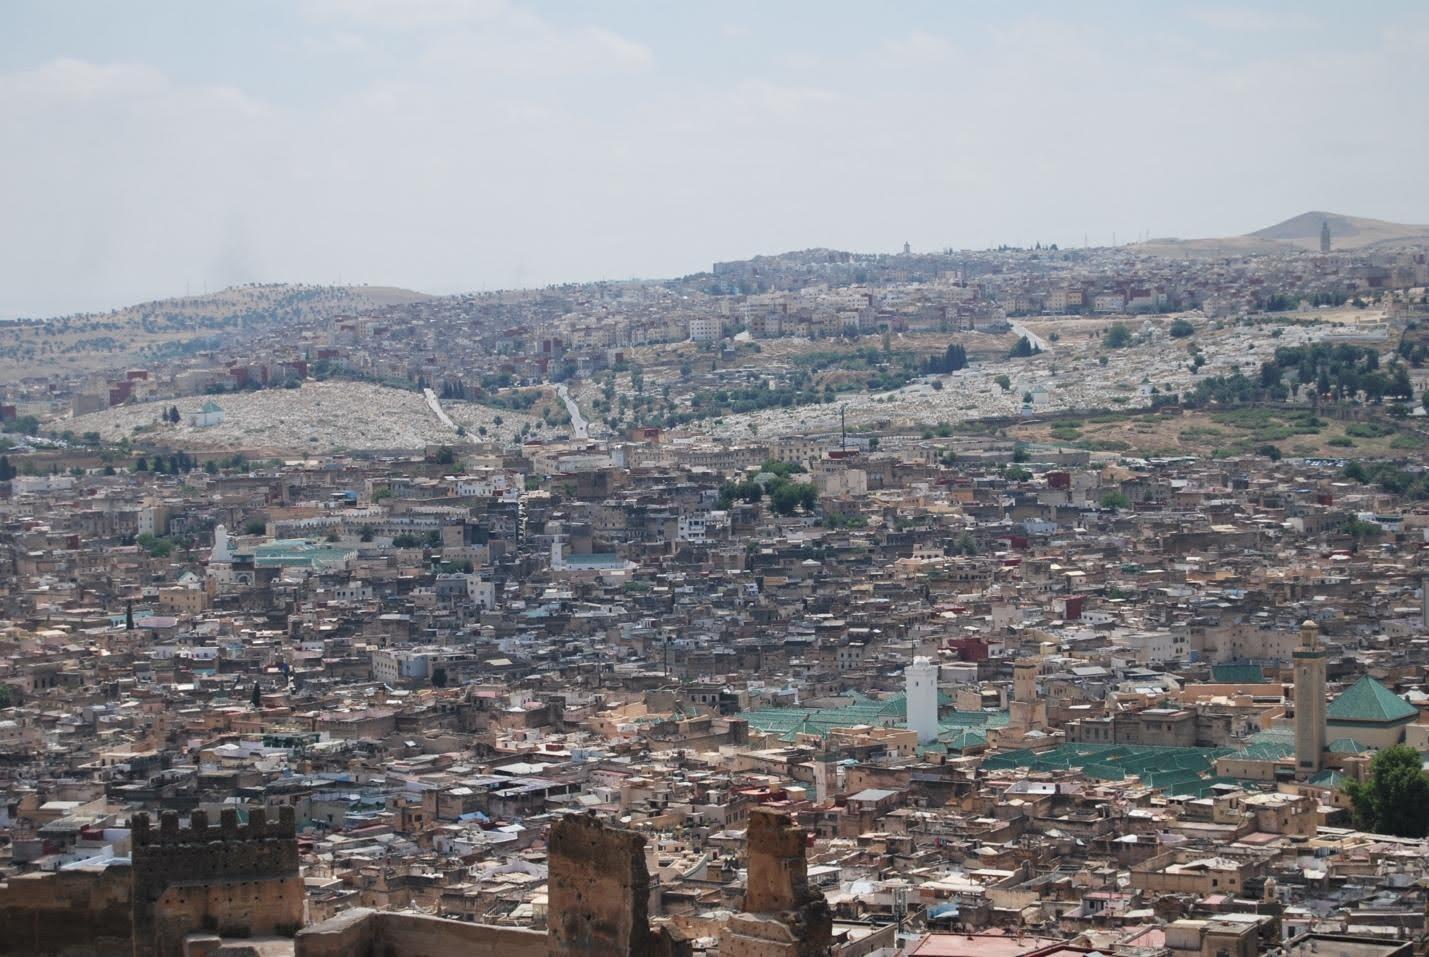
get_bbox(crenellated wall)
[130,806,305,957]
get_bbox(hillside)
[1135,210,1429,258]
[0,283,429,382]
[1249,210,1429,250]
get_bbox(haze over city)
[3,0,1429,317]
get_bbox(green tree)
[1343,745,1429,837]
[431,667,449,689]
[250,681,262,710]
[1168,318,1194,338]
[1104,323,1132,348]
[994,374,1012,392]
[1008,336,1040,358]
[1101,490,1131,510]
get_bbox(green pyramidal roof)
[1327,676,1418,724]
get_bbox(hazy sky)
[3,1,1428,317]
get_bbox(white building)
[189,399,224,428]
[905,656,940,744]
[689,317,722,342]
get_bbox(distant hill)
[0,283,431,383]
[1249,211,1429,250]
[1135,211,1429,258]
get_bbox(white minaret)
[905,656,940,744]
[210,524,233,563]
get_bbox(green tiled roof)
[983,743,1237,796]
[942,729,988,752]
[1211,663,1265,684]
[741,700,1005,743]
[1326,676,1417,724]
[1308,769,1345,789]
[1328,737,1369,754]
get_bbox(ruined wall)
[131,806,304,957]
[547,812,689,957]
[0,865,133,957]
[295,907,547,957]
[732,809,833,957]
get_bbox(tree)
[994,374,1012,392]
[1104,323,1132,348]
[431,667,448,689]
[1168,318,1194,338]
[1343,745,1429,837]
[250,681,262,709]
[125,600,134,631]
[135,456,149,472]
[1009,336,1040,358]
[0,455,14,481]
[1101,490,1131,510]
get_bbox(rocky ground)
[705,315,1367,439]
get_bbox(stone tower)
[905,656,939,744]
[726,808,833,957]
[1293,619,1327,775]
[547,813,689,957]
[1320,219,1331,253]
[1008,658,1047,734]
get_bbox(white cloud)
[2,6,1428,316]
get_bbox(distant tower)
[1293,619,1327,775]
[903,241,911,256]
[1009,658,1047,733]
[812,752,838,803]
[905,656,939,744]
[1320,219,1331,253]
[209,524,233,563]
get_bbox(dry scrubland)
[67,381,532,453]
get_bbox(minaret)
[209,524,233,563]
[1293,619,1327,774]
[905,656,939,744]
[1320,220,1331,253]
[1009,658,1047,732]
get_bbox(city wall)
[0,864,133,957]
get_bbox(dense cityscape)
[3,209,1429,956]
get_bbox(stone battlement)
[130,806,297,846]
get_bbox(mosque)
[1293,619,1419,776]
